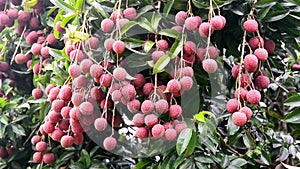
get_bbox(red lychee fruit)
[244,54,258,73]
[169,105,182,118]
[40,47,50,58]
[180,76,193,91]
[143,83,154,96]
[33,152,43,163]
[165,128,177,141]
[174,122,187,134]
[113,67,127,81]
[48,111,62,123]
[144,114,158,127]
[234,88,248,101]
[104,38,115,51]
[184,41,196,55]
[155,99,169,114]
[0,147,6,158]
[132,113,144,127]
[152,51,165,63]
[172,25,183,32]
[0,61,8,72]
[69,107,81,119]
[73,133,84,145]
[246,89,261,105]
[240,106,252,120]
[51,128,64,142]
[111,10,123,21]
[31,135,41,145]
[73,75,89,88]
[232,112,247,126]
[52,99,65,113]
[100,74,113,87]
[89,64,103,78]
[132,74,145,88]
[249,36,264,50]
[141,100,155,114]
[240,74,252,87]
[185,16,202,31]
[121,84,136,101]
[36,141,47,152]
[103,136,117,151]
[231,65,240,78]
[202,59,217,74]
[33,64,41,74]
[46,33,59,46]
[48,87,60,102]
[7,9,18,20]
[87,37,99,50]
[264,39,275,53]
[127,99,141,113]
[167,79,181,94]
[112,40,126,54]
[207,46,219,59]
[255,75,270,89]
[61,106,71,119]
[60,135,74,148]
[156,40,169,51]
[32,88,43,99]
[123,8,137,20]
[111,90,122,102]
[43,121,55,134]
[151,124,165,138]
[15,53,27,64]
[136,127,148,139]
[254,48,268,61]
[175,11,188,26]
[210,16,225,30]
[55,21,65,33]
[226,99,239,113]
[43,153,54,164]
[101,19,114,33]
[179,66,194,77]
[243,19,258,33]
[199,22,214,37]
[31,43,42,55]
[80,59,93,74]
[79,102,94,116]
[58,85,72,101]
[71,93,83,107]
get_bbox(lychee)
[56,21,65,33]
[104,38,115,51]
[79,102,94,116]
[48,111,62,123]
[89,64,103,78]
[52,100,65,113]
[240,106,252,120]
[136,127,148,139]
[127,99,141,113]
[51,128,64,142]
[73,75,89,88]
[113,67,127,81]
[46,33,59,46]
[36,141,47,152]
[40,47,50,58]
[69,49,86,63]
[199,22,214,37]
[132,74,145,88]
[255,75,270,89]
[184,41,196,55]
[169,105,182,118]
[171,25,183,32]
[111,10,123,21]
[167,79,181,94]
[156,40,169,51]
[71,93,83,107]
[43,122,55,134]
[100,74,113,88]
[208,46,219,59]
[155,99,169,114]
[234,88,248,101]
[246,89,261,105]
[264,39,275,53]
[165,128,177,141]
[123,8,137,20]
[15,53,27,64]
[143,83,154,96]
[103,136,117,151]
[226,99,239,113]
[101,19,114,33]
[87,37,99,50]
[152,51,165,63]
[249,36,264,50]
[33,152,43,163]
[32,88,43,99]
[112,40,126,54]
[111,90,122,102]
[60,135,73,148]
[58,85,72,101]
[144,114,158,127]
[243,19,258,33]
[232,112,247,126]
[121,84,136,101]
[31,135,41,145]
[80,59,93,73]
[244,54,258,73]
[175,11,188,26]
[132,113,144,127]
[185,16,202,31]
[31,43,42,55]
[48,87,60,102]
[174,122,187,134]
[202,59,217,74]
[151,124,165,138]
[61,106,71,119]
[210,16,225,30]
[43,153,55,164]
[254,48,268,61]
[141,100,155,114]
[180,76,193,91]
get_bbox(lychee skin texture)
[199,22,214,37]
[31,135,41,145]
[180,76,193,91]
[123,8,137,20]
[151,124,165,138]
[111,90,122,102]
[103,136,117,151]
[112,40,126,54]
[246,89,261,105]
[175,122,187,134]
[156,40,169,51]
[249,36,264,50]
[202,59,218,74]
[226,99,239,113]
[60,135,74,148]
[232,112,247,126]
[240,106,252,120]
[144,114,158,127]
[71,93,83,107]
[165,128,177,141]
[254,48,268,61]
[43,153,55,164]
[185,16,202,31]
[87,37,99,50]
[243,19,258,33]
[58,85,72,101]
[113,67,127,81]
[132,74,145,88]
[94,118,107,131]
[36,141,47,152]
[132,113,144,127]
[234,88,248,101]
[101,19,114,33]
[127,99,141,113]
[255,75,270,89]
[143,83,154,96]
[141,100,155,114]
[184,41,196,55]
[172,25,183,32]
[244,54,258,73]
[79,102,94,116]
[169,105,182,118]
[175,11,188,26]
[33,152,43,163]
[52,100,65,113]
[32,88,43,99]
[210,16,225,30]
[179,67,194,77]
[80,59,93,73]
[68,64,81,78]
[90,64,103,78]
[136,127,148,139]
[207,46,219,59]
[99,74,112,87]
[31,43,42,55]
[152,51,165,63]
[51,128,64,142]
[104,38,115,51]
[56,21,65,33]
[155,99,169,114]
[264,39,275,53]
[167,79,181,94]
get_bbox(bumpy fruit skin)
[51,128,64,142]
[202,59,217,74]
[240,74,252,87]
[132,113,144,127]
[58,85,72,101]
[155,99,169,114]
[254,48,268,61]
[52,100,65,113]
[179,67,194,77]
[136,127,148,139]
[243,19,258,33]
[175,11,188,26]
[43,153,55,164]
[113,67,127,81]
[151,124,165,138]
[172,25,183,32]
[94,118,107,131]
[31,43,42,55]
[180,76,193,91]
[185,16,202,31]
[144,114,158,127]
[32,88,43,99]
[80,59,93,74]
[103,136,117,151]
[143,83,154,96]
[87,37,99,50]
[156,40,169,51]
[207,46,219,59]
[240,106,252,120]
[33,152,43,163]
[31,135,41,145]
[132,74,146,88]
[111,90,122,102]
[174,122,187,134]
[246,89,261,105]
[184,41,196,55]
[121,84,136,101]
[99,74,112,87]
[169,105,182,118]
[244,54,258,73]
[226,99,239,113]
[126,99,140,113]
[60,135,74,148]
[234,88,248,101]
[249,36,264,50]
[69,49,86,63]
[152,51,165,62]
[101,19,114,33]
[15,54,27,64]
[0,61,9,72]
[199,22,214,37]
[112,40,126,54]
[165,128,177,141]
[167,79,181,94]
[232,112,247,126]
[210,16,225,30]
[79,102,94,116]
[0,147,7,158]
[90,64,103,78]
[56,21,65,33]
[264,39,275,53]
[123,8,137,20]
[141,100,155,114]
[36,141,47,152]
[104,38,115,51]
[255,75,270,89]
[71,93,83,107]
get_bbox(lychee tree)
[0,0,299,168]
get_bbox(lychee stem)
[212,0,221,16]
[11,25,26,65]
[125,0,128,8]
[111,104,116,136]
[237,31,247,107]
[187,0,193,16]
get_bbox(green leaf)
[81,149,91,166]
[285,94,300,107]
[91,2,109,18]
[151,11,162,31]
[153,55,170,74]
[61,14,77,28]
[139,17,155,33]
[230,158,247,167]
[265,10,290,22]
[169,36,184,59]
[136,159,152,169]
[284,108,300,123]
[75,0,84,12]
[121,21,138,36]
[11,124,26,136]
[195,155,214,163]
[143,41,155,53]
[159,29,181,39]
[136,5,154,19]
[49,48,63,59]
[243,133,255,149]
[163,0,174,16]
[280,147,289,161]
[176,128,192,156]
[257,4,275,19]
[184,130,197,157]
[50,0,76,14]
[228,116,239,135]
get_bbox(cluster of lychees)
[226,17,275,126]
[0,146,14,159]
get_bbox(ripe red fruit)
[165,128,177,141]
[255,75,270,89]
[127,99,141,113]
[113,67,127,81]
[33,152,43,163]
[71,93,83,107]
[0,147,6,158]
[143,83,154,96]
[199,22,214,37]
[152,51,165,63]
[132,113,144,127]
[51,128,64,141]
[232,112,247,126]
[246,89,261,105]
[94,118,107,131]
[207,46,219,59]
[210,16,225,30]
[123,8,137,20]
[151,124,165,138]
[112,40,126,54]
[40,47,50,58]
[104,38,115,51]
[234,88,248,101]
[169,105,182,118]
[0,61,8,72]
[249,36,264,50]
[30,43,42,55]
[32,88,43,99]
[25,31,38,45]
[243,19,258,33]
[185,16,202,31]
[121,84,136,101]
[180,76,193,91]
[144,114,158,127]
[31,135,41,145]
[80,59,93,73]
[178,67,194,77]
[52,100,65,113]
[111,10,123,21]
[244,54,258,73]
[48,87,60,102]
[89,64,103,78]
[226,99,239,113]
[87,37,99,50]
[70,108,81,120]
[99,74,113,87]
[60,135,74,148]
[202,59,218,74]
[264,39,275,53]
[58,85,72,101]
[254,48,268,61]
[43,122,55,134]
[155,99,169,114]
[172,25,183,32]
[48,111,62,123]
[18,11,31,22]
[68,64,81,78]
[15,53,27,64]
[69,49,86,63]
[73,133,84,145]
[174,122,187,134]
[240,106,252,120]
[132,74,145,88]
[175,11,188,26]
[103,136,117,151]
[111,90,121,102]
[43,153,55,164]
[0,13,9,26]
[90,87,104,100]
[156,40,169,51]
[7,9,18,20]
[33,64,41,74]
[184,41,196,55]
[58,119,70,130]
[167,79,181,94]
[141,100,155,114]
[36,141,47,152]
[73,75,89,88]
[136,127,148,138]
[101,19,114,33]
[56,21,65,33]
[79,102,94,116]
